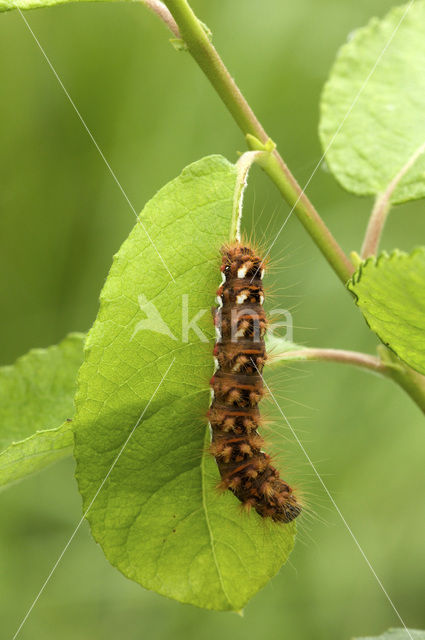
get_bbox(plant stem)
[162,0,354,283]
[273,347,425,414]
[232,150,266,241]
[360,193,391,259]
[248,140,353,281]
[361,139,425,258]
[157,1,425,415]
[141,0,180,37]
[273,347,392,375]
[387,362,425,414]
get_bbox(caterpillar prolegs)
[208,243,301,523]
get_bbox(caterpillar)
[208,242,302,523]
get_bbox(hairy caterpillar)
[208,243,301,523]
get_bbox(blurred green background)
[1,1,424,638]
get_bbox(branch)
[270,347,393,376]
[142,0,180,38]
[156,0,425,416]
[162,0,354,284]
[271,346,425,414]
[361,139,425,258]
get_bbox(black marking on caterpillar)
[207,242,301,523]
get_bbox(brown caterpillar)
[207,242,301,523]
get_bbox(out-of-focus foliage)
[320,1,425,203]
[0,333,84,486]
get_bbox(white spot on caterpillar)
[236,293,248,304]
[260,269,265,279]
[259,293,264,305]
[237,266,247,278]
[216,272,225,309]
[235,328,245,338]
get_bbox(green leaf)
[0,0,126,13]
[355,629,425,640]
[0,333,85,487]
[348,249,425,375]
[320,1,425,204]
[0,422,73,488]
[73,155,295,611]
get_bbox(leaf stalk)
[274,346,425,414]
[361,139,425,258]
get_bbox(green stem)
[157,1,425,415]
[389,366,425,414]
[162,0,354,283]
[275,347,425,414]
[361,193,391,259]
[378,347,425,414]
[231,150,267,241]
[141,0,180,37]
[273,347,392,375]
[361,139,425,258]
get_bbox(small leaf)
[73,155,295,611]
[354,629,425,640]
[0,333,84,486]
[320,1,425,204]
[348,249,425,375]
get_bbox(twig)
[270,347,392,376]
[162,0,353,283]
[361,139,425,258]
[271,346,425,413]
[142,0,180,38]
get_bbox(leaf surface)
[73,155,295,611]
[320,1,425,204]
[0,333,84,486]
[348,249,425,375]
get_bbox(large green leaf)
[320,1,425,204]
[355,630,425,640]
[73,155,296,611]
[348,249,425,375]
[0,333,84,486]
